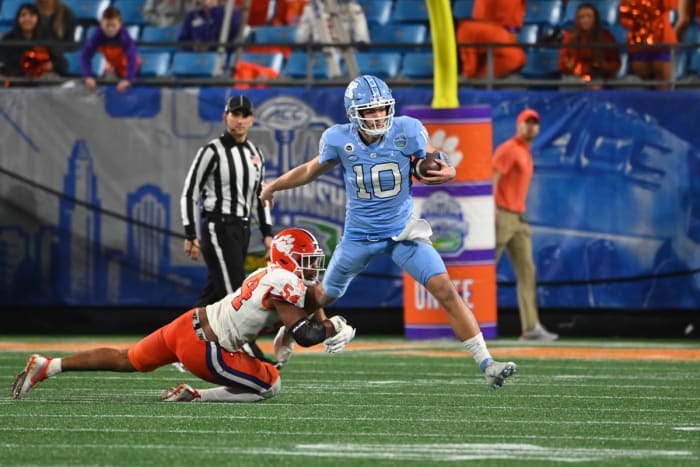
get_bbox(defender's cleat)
[484,360,518,389]
[519,323,559,342]
[160,383,201,402]
[10,354,52,400]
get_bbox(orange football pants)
[128,308,279,392]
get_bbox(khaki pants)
[495,208,539,333]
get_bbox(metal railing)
[1,37,699,89]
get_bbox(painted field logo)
[420,191,468,255]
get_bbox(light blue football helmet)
[343,75,396,136]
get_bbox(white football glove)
[323,315,356,354]
[273,326,295,366]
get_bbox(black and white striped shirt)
[180,132,272,240]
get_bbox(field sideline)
[1,336,699,466]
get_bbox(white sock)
[47,358,62,377]
[462,333,493,372]
[198,378,281,403]
[199,386,265,402]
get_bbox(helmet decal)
[274,233,296,256]
[270,228,326,285]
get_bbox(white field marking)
[0,413,695,428]
[0,442,691,462]
[674,426,700,431]
[289,443,695,462]
[23,368,700,383]
[2,387,699,403]
[0,427,695,445]
[0,399,695,418]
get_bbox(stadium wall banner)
[402,105,497,339]
[0,87,699,312]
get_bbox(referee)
[180,95,274,308]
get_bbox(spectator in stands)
[235,0,271,26]
[35,0,78,50]
[558,3,621,88]
[456,0,526,79]
[143,0,198,27]
[296,0,369,45]
[272,0,308,26]
[178,0,242,51]
[674,0,699,41]
[81,6,141,93]
[0,3,67,80]
[295,0,369,77]
[619,0,677,89]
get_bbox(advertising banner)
[1,88,698,313]
[402,106,497,339]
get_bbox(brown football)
[415,152,441,178]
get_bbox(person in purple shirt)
[81,6,140,93]
[177,0,241,51]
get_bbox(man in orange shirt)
[456,0,526,79]
[492,109,558,341]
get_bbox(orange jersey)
[558,29,621,78]
[456,20,526,78]
[619,0,677,45]
[472,0,526,29]
[492,136,533,213]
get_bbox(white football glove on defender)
[273,326,295,366]
[323,315,356,354]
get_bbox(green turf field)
[1,337,699,466]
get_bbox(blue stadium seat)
[138,51,171,77]
[452,0,474,20]
[355,52,402,78]
[370,24,428,52]
[524,0,563,26]
[564,0,619,28]
[64,50,105,76]
[233,51,284,74]
[401,51,433,78]
[282,51,334,79]
[674,50,688,80]
[112,0,147,26]
[170,51,219,77]
[518,24,540,47]
[392,0,429,24]
[683,25,700,44]
[608,23,628,45]
[689,49,700,76]
[0,0,24,26]
[615,51,628,78]
[358,0,392,27]
[253,25,297,45]
[596,0,620,28]
[141,25,180,52]
[63,0,111,23]
[520,49,560,78]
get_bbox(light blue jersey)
[319,116,430,240]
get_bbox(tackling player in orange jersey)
[11,228,356,403]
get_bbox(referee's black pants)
[196,214,250,307]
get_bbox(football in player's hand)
[414,152,441,179]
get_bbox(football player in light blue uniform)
[261,75,517,389]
